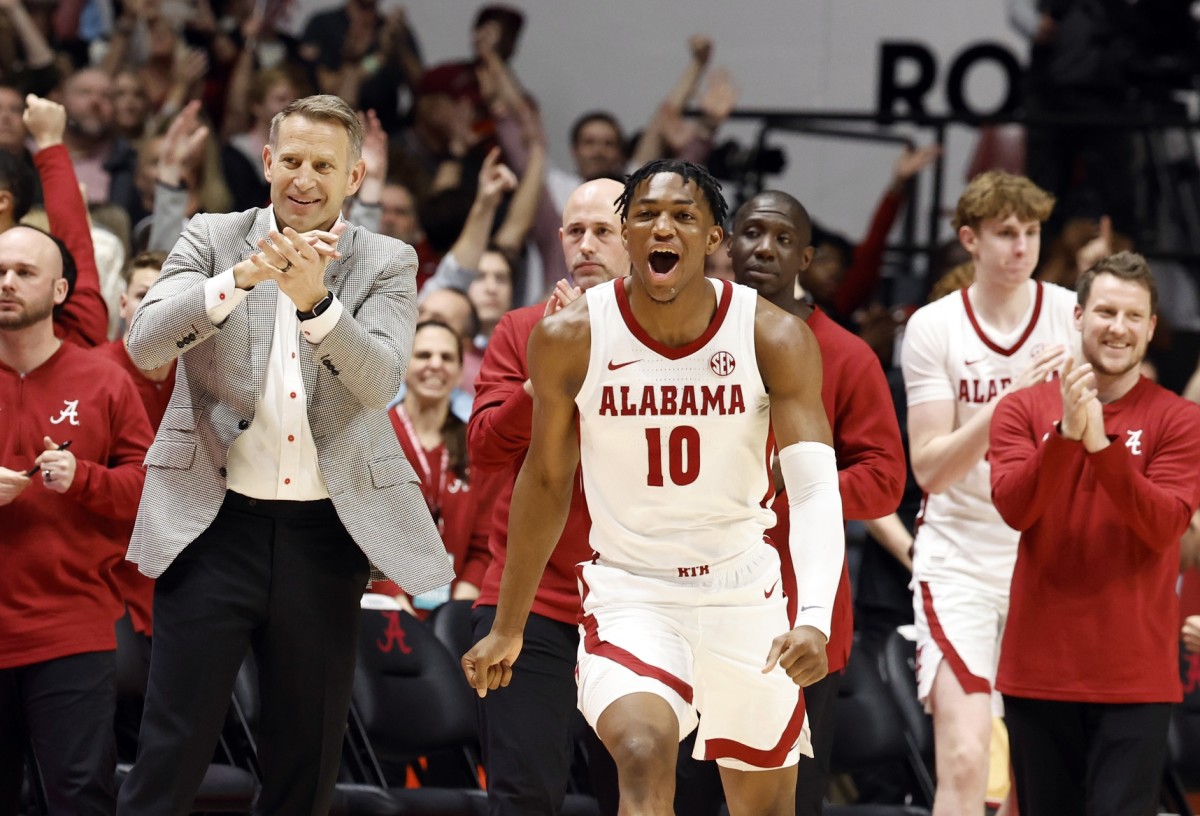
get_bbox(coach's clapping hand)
[234,222,346,308]
[764,625,829,687]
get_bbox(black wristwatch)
[296,291,334,321]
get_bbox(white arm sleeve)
[779,441,844,639]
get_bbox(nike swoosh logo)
[964,357,986,366]
[799,605,822,612]
[607,359,640,371]
[764,580,779,599]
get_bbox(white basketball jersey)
[901,279,1078,591]
[575,277,776,573]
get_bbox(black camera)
[706,139,787,181]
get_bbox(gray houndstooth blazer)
[125,207,454,596]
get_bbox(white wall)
[396,0,1028,246]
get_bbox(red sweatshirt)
[469,303,594,625]
[768,307,906,671]
[370,405,497,610]
[991,376,1200,703]
[37,144,108,349]
[0,342,153,668]
[89,340,175,635]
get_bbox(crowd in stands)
[2,0,1200,812]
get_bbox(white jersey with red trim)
[901,279,1078,591]
[575,277,775,574]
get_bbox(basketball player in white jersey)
[901,170,1078,815]
[463,160,845,815]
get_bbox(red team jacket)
[991,376,1200,703]
[0,343,153,667]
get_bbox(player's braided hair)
[615,159,728,227]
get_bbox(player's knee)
[936,735,988,793]
[607,723,676,782]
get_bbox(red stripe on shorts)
[576,562,591,617]
[919,581,991,695]
[702,688,806,768]
[580,613,694,704]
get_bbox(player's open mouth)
[289,196,319,206]
[649,249,679,277]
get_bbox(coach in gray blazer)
[117,95,452,816]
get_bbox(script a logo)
[1125,429,1143,456]
[49,399,81,426]
[376,611,412,654]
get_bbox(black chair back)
[831,647,912,773]
[354,609,479,766]
[426,600,478,661]
[878,628,935,769]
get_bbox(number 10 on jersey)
[645,426,700,487]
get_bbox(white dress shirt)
[202,208,345,500]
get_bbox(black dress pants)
[472,605,582,816]
[117,492,369,816]
[1004,694,1171,816]
[0,651,117,816]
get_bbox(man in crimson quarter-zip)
[990,252,1200,816]
[0,224,152,816]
